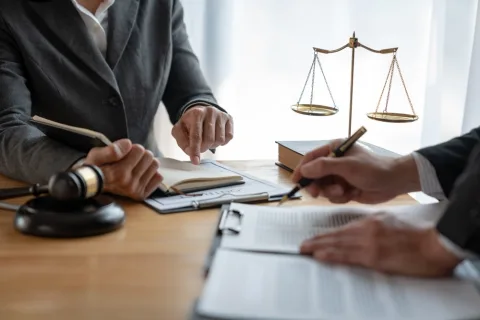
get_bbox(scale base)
[14,195,126,238]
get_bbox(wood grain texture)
[0,161,416,320]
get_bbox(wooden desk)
[0,161,416,320]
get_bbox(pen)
[278,126,367,206]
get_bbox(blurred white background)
[154,0,480,161]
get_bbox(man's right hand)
[292,140,421,204]
[84,139,163,201]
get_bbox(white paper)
[198,249,480,320]
[157,157,242,188]
[220,202,449,253]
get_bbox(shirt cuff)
[411,152,446,200]
[437,233,478,260]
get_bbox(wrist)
[420,228,462,275]
[389,154,422,195]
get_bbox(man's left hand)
[172,105,233,164]
[300,215,462,277]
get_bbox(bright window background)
[155,0,479,161]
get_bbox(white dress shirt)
[71,0,115,57]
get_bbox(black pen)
[278,126,367,206]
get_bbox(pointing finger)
[188,116,203,165]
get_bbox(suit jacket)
[0,0,223,184]
[416,127,480,255]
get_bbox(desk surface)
[0,161,416,320]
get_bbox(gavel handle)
[0,184,48,201]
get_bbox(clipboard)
[144,160,301,214]
[202,204,241,275]
[188,203,480,320]
[189,203,259,320]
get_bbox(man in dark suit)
[292,127,480,277]
[0,0,233,200]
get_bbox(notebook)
[30,116,244,195]
[196,202,480,320]
[156,158,244,194]
[30,115,111,152]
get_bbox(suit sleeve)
[416,127,480,197]
[0,16,85,184]
[161,0,227,124]
[435,142,480,256]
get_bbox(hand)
[84,139,163,200]
[300,215,462,277]
[171,105,234,164]
[292,140,421,204]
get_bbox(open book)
[156,158,244,194]
[196,202,480,320]
[30,116,244,194]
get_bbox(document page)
[220,202,449,254]
[198,249,480,320]
[221,203,367,253]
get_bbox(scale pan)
[291,104,338,116]
[367,112,418,123]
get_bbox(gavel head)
[47,165,104,201]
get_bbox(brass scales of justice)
[292,32,418,137]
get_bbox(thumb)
[86,139,132,166]
[300,157,351,180]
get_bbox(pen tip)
[278,195,288,206]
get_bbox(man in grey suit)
[0,0,233,200]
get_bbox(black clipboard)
[202,204,240,275]
[191,204,249,320]
[143,160,301,214]
[189,205,480,320]
[190,203,305,320]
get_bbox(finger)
[85,139,132,166]
[201,109,216,152]
[224,116,234,145]
[138,158,161,196]
[131,150,154,179]
[188,115,203,165]
[323,184,345,198]
[213,116,227,149]
[172,124,189,152]
[300,157,352,180]
[144,172,164,198]
[292,143,334,182]
[326,186,361,204]
[313,247,363,266]
[301,233,363,254]
[304,183,325,198]
[116,144,145,173]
